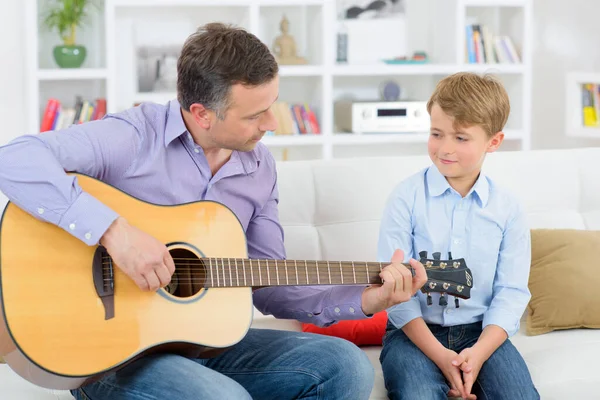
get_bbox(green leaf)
[41,0,98,43]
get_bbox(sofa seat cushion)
[511,326,600,399]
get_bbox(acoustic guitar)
[0,173,473,390]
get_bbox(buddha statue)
[272,15,307,65]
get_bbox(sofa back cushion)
[276,148,600,263]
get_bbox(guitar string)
[99,258,451,270]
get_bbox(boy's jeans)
[71,328,374,400]
[380,320,540,400]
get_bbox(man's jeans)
[71,328,374,400]
[380,320,540,400]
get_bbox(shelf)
[113,0,251,6]
[37,68,108,81]
[279,65,324,77]
[332,63,525,76]
[332,133,429,145]
[133,92,177,105]
[567,127,600,139]
[461,0,528,6]
[261,135,324,146]
[258,0,325,5]
[330,129,523,145]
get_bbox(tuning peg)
[448,252,452,260]
[419,251,428,259]
[432,252,441,260]
[439,293,447,306]
[455,297,460,308]
[426,293,432,306]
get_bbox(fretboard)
[197,258,407,288]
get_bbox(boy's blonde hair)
[426,72,510,137]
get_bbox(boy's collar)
[426,165,489,207]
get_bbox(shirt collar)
[426,165,490,207]
[470,172,490,207]
[164,99,187,147]
[426,165,451,197]
[164,99,261,175]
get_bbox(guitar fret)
[217,258,221,286]
[222,258,226,286]
[242,259,246,286]
[352,261,356,284]
[283,260,288,285]
[294,260,298,285]
[275,260,280,285]
[365,261,369,284]
[228,258,232,287]
[327,261,330,284]
[250,259,254,286]
[266,259,271,285]
[209,258,214,287]
[339,261,343,284]
[305,260,309,284]
[258,260,262,286]
[235,259,239,287]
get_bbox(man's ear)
[189,103,213,130]
[486,131,504,153]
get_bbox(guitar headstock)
[418,251,473,308]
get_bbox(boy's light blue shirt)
[378,164,531,337]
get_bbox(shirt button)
[194,148,200,153]
[69,223,76,230]
[334,307,341,314]
[453,239,461,245]
[307,313,313,317]
[349,307,355,313]
[37,208,44,214]
[84,232,92,240]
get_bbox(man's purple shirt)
[0,100,368,326]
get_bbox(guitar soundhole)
[165,248,207,298]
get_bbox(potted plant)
[42,0,98,68]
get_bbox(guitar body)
[0,174,252,389]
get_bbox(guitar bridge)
[92,245,115,320]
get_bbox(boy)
[377,72,539,400]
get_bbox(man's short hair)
[177,23,279,119]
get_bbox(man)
[0,23,426,400]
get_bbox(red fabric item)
[301,311,388,346]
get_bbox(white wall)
[531,0,600,149]
[0,1,25,207]
[1,1,599,150]
[0,1,26,146]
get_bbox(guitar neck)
[196,258,401,288]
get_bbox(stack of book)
[581,83,600,127]
[40,96,107,133]
[269,102,321,136]
[465,24,521,64]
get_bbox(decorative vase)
[53,45,87,68]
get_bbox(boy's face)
[427,103,503,182]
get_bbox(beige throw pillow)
[527,229,600,335]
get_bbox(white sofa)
[2,147,600,399]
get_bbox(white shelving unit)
[565,72,600,139]
[26,0,533,161]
